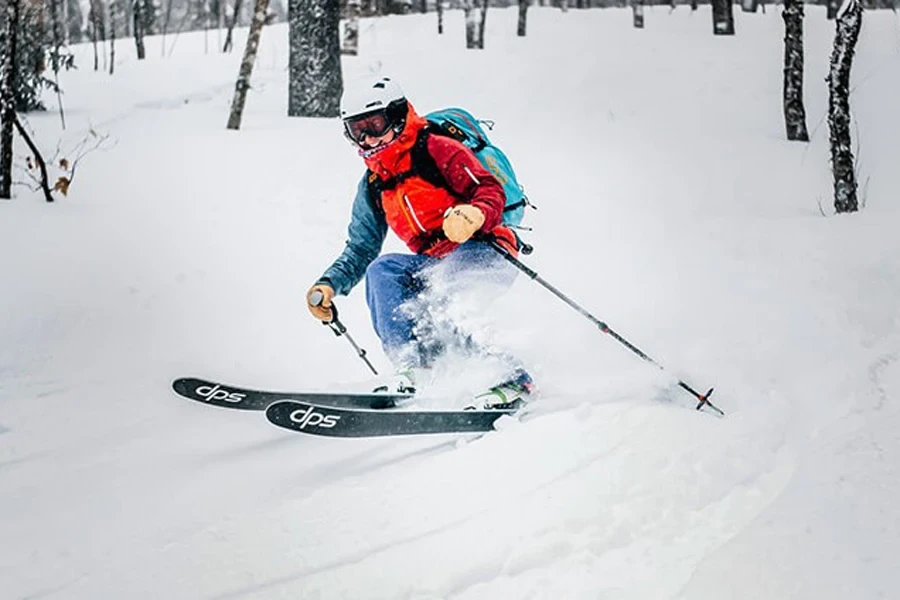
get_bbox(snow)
[2,6,900,599]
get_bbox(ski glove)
[442,205,485,244]
[306,284,335,322]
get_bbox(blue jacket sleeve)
[317,175,388,296]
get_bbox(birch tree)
[226,0,270,129]
[287,0,342,118]
[782,0,808,141]
[827,0,863,213]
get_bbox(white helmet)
[340,76,407,122]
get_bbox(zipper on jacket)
[402,194,426,234]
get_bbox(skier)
[305,76,533,408]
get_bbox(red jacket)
[363,104,517,257]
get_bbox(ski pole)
[487,239,724,417]
[309,290,379,376]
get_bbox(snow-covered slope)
[2,7,899,599]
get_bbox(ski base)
[172,377,411,411]
[265,400,518,438]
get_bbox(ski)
[265,400,519,438]
[172,377,411,411]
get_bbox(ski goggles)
[344,110,394,144]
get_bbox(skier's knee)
[365,254,409,283]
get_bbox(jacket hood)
[361,103,428,179]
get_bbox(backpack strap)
[367,127,465,200]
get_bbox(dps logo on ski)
[290,406,341,429]
[195,384,245,404]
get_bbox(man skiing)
[305,76,533,408]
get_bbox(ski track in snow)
[2,6,900,600]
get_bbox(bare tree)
[463,0,489,49]
[712,0,735,34]
[477,0,488,47]
[464,0,478,48]
[437,0,444,33]
[288,0,342,117]
[517,0,528,36]
[782,0,808,141]
[227,0,270,129]
[134,0,147,59]
[48,0,67,128]
[632,0,644,28]
[1,0,20,199]
[827,0,863,213]
[110,0,118,74]
[223,0,244,52]
[90,0,102,70]
[161,0,174,56]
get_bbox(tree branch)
[12,115,54,202]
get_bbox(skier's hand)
[306,284,335,322]
[442,204,485,244]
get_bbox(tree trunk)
[517,0,527,36]
[1,0,20,199]
[133,0,146,59]
[827,0,862,213]
[464,0,477,49]
[110,0,117,74]
[91,0,101,70]
[223,0,244,52]
[227,0,269,129]
[782,0,808,141]
[287,0,342,118]
[342,0,360,55]
[632,0,644,27]
[691,0,698,11]
[712,0,735,34]
[477,0,488,48]
[827,0,840,19]
[48,0,67,128]
[420,0,427,12]
[63,0,70,42]
[162,0,173,56]
[437,0,444,34]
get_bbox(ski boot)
[372,366,421,395]
[466,368,535,411]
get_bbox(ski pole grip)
[310,289,339,324]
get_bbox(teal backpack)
[422,108,531,228]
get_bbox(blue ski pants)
[364,240,518,368]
